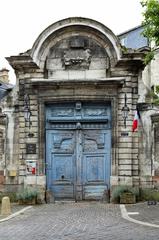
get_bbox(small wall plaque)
[121,132,129,137]
[26,143,36,154]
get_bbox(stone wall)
[151,114,159,186]
[0,115,6,188]
[15,73,141,190]
[5,17,149,197]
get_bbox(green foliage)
[147,85,159,105]
[141,0,159,64]
[16,187,38,201]
[153,98,159,105]
[111,185,139,203]
[143,51,155,65]
[156,85,159,94]
[140,188,159,201]
[0,192,17,203]
[121,45,129,53]
[141,0,159,45]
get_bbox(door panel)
[46,130,75,199]
[52,132,75,153]
[83,131,105,153]
[84,156,105,182]
[82,129,111,200]
[52,155,74,181]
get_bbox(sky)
[0,0,143,83]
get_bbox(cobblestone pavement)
[0,203,27,220]
[0,201,158,240]
[125,202,159,225]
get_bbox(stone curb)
[120,204,159,228]
[0,206,32,223]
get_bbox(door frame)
[37,85,119,191]
[45,101,113,200]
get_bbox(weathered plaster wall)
[151,49,159,88]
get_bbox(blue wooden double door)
[46,102,111,200]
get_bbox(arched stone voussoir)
[30,17,122,69]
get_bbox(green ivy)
[16,187,38,201]
[140,188,159,201]
[143,51,155,65]
[156,85,159,94]
[147,85,159,105]
[141,0,159,64]
[111,185,139,203]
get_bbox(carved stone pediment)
[63,48,91,69]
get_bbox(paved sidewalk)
[124,202,159,226]
[1,201,159,227]
[0,202,159,239]
[0,203,31,221]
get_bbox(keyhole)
[61,175,64,180]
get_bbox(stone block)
[118,137,132,143]
[102,189,110,203]
[118,148,132,154]
[132,170,139,176]
[85,69,106,79]
[29,95,38,100]
[1,196,11,216]
[132,177,140,186]
[30,100,37,105]
[19,117,25,122]
[46,190,55,203]
[119,176,133,185]
[119,159,132,165]
[132,165,139,170]
[30,110,38,116]
[0,175,5,184]
[19,170,26,176]
[118,142,132,148]
[19,128,25,133]
[118,98,132,105]
[110,176,119,186]
[89,58,106,70]
[30,116,38,122]
[24,175,46,187]
[19,122,25,128]
[119,165,132,170]
[118,153,132,159]
[69,70,85,80]
[50,70,69,79]
[47,59,64,70]
[119,170,132,176]
[19,138,25,144]
[19,133,25,138]
[118,119,133,126]
[74,87,96,96]
[25,127,38,133]
[132,157,138,163]
[118,93,132,99]
[37,190,46,204]
[30,105,38,111]
[118,126,133,132]
[31,122,38,127]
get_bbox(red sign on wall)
[26,160,37,175]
